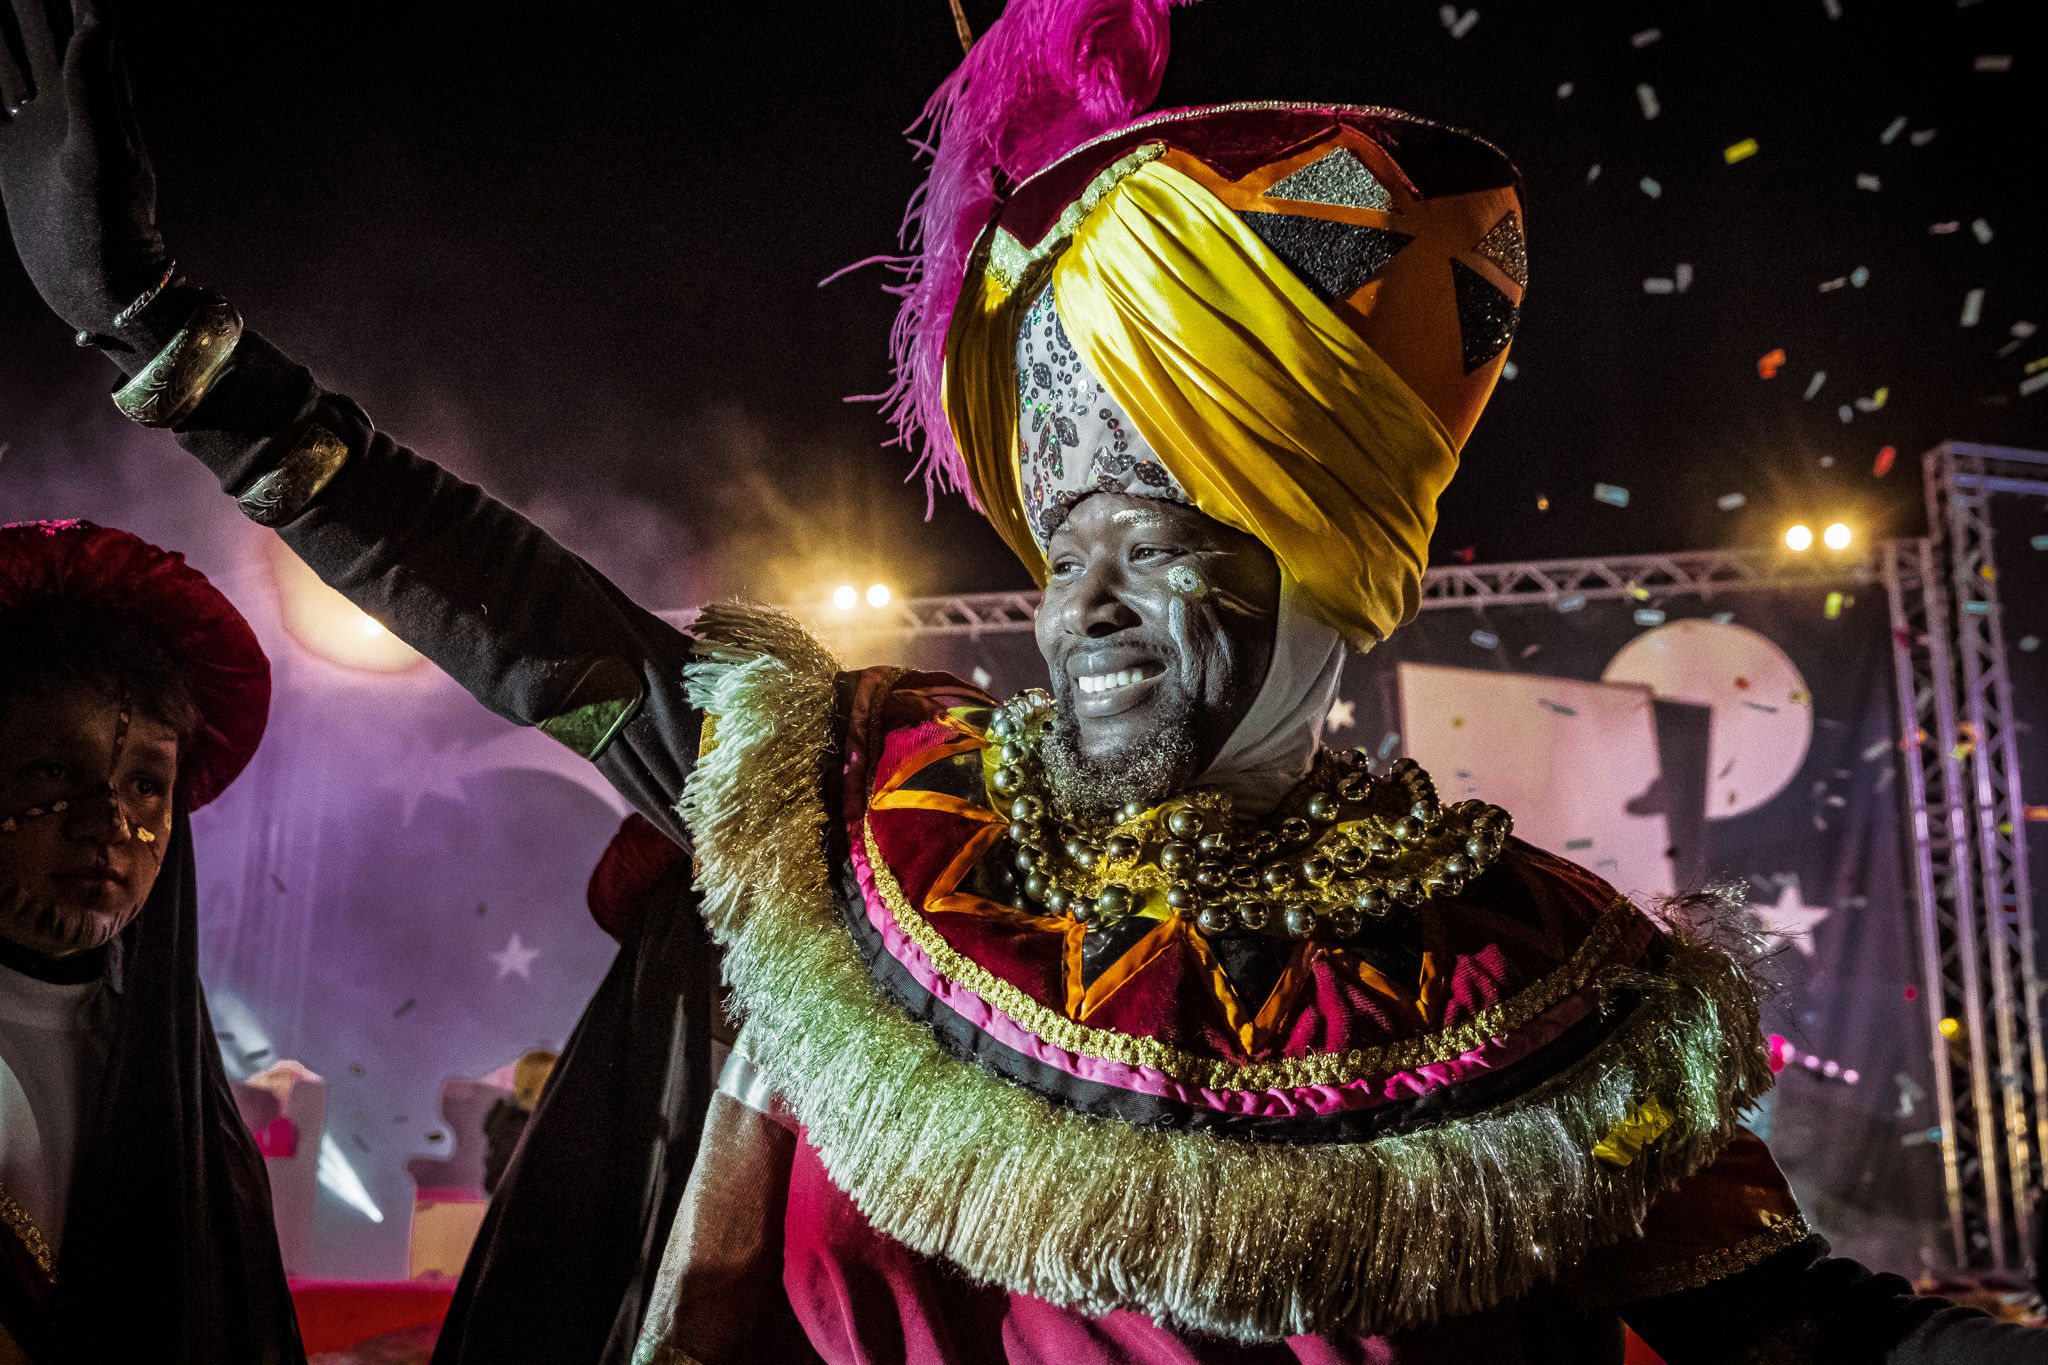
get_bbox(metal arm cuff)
[237,423,354,527]
[111,299,244,428]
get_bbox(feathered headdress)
[878,0,1191,508]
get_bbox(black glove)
[0,0,172,348]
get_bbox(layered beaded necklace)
[985,690,1513,941]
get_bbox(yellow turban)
[947,149,1483,649]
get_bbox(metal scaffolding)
[1899,442,2048,1269]
[809,545,1876,640]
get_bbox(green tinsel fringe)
[676,604,1775,1342]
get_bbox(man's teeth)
[1078,668,1149,695]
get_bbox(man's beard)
[1040,688,1205,819]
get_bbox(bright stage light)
[866,583,893,609]
[831,584,859,611]
[1784,524,1814,552]
[1823,522,1852,551]
[268,537,422,673]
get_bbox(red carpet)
[289,1280,453,1353]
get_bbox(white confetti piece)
[2014,321,2038,338]
[1822,0,1842,17]
[1557,594,1587,613]
[1557,81,1575,98]
[1718,492,1748,510]
[1635,608,1667,626]
[1639,176,1662,198]
[1502,360,1518,380]
[1962,289,1984,327]
[1644,277,1676,294]
[1675,263,1694,291]
[1909,128,1937,146]
[1632,27,1662,46]
[1587,163,1602,184]
[1930,221,1961,234]
[2021,372,2048,398]
[1838,404,1854,423]
[2020,636,2041,652]
[1971,217,1993,243]
[1471,630,1500,649]
[1593,482,1631,507]
[1856,173,1881,191]
[1451,9,1480,37]
[1636,83,1661,119]
[1804,370,1827,399]
[1880,115,1907,144]
[1712,611,1735,625]
[1851,265,1870,287]
[1974,55,2012,72]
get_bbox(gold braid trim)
[867,816,1634,1092]
[0,1183,55,1283]
[1581,1212,1813,1307]
[675,607,1776,1342]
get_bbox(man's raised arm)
[0,1,700,839]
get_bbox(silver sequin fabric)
[1015,284,1189,547]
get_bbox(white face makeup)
[1033,493,1280,815]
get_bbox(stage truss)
[1885,443,2048,1270]
[796,443,2044,1273]
[811,545,1878,640]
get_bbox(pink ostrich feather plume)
[867,0,1190,512]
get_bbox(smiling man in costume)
[3,1,2044,1362]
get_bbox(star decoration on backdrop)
[1754,878,1832,961]
[1326,698,1357,731]
[490,931,540,982]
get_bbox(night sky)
[2,0,2043,602]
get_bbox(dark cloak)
[430,858,718,1365]
[29,812,303,1363]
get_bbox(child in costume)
[0,521,301,1362]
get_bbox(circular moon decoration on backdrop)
[1602,619,1813,820]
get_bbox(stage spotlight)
[1823,522,1852,551]
[1784,524,1814,552]
[269,537,421,673]
[831,584,859,611]
[866,582,894,609]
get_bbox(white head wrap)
[1197,578,1347,816]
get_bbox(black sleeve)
[1621,1235,2048,1364]
[169,330,701,845]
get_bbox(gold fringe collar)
[677,605,1774,1342]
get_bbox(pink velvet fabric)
[781,1137,1616,1364]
